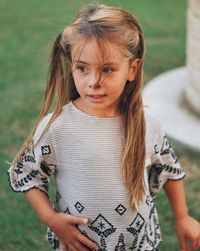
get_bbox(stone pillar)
[185,0,200,114]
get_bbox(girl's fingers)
[73,241,90,251]
[188,240,197,251]
[195,237,200,250]
[59,214,99,250]
[67,231,98,251]
[186,235,200,251]
[178,236,186,251]
[67,214,88,225]
[69,241,89,251]
[188,227,200,251]
[78,233,99,250]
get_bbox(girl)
[8,3,200,251]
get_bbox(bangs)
[71,35,132,70]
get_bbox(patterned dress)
[8,101,185,251]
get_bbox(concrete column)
[185,0,200,114]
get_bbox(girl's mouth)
[89,94,106,99]
[87,94,107,102]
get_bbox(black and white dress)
[8,101,185,251]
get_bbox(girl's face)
[71,39,139,117]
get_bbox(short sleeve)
[148,115,185,198]
[8,114,56,195]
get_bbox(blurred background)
[0,0,199,250]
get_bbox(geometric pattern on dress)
[15,147,36,176]
[40,161,55,176]
[74,201,84,213]
[127,213,145,250]
[160,136,171,155]
[154,144,159,154]
[41,145,51,155]
[15,170,39,189]
[46,227,60,250]
[145,195,153,207]
[114,233,126,251]
[160,136,178,163]
[164,165,183,175]
[115,204,127,216]
[146,205,161,250]
[150,164,164,190]
[64,207,71,214]
[89,213,116,238]
[138,230,146,251]
[169,148,179,163]
[88,213,116,251]
[128,213,145,234]
[23,145,36,163]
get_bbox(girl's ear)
[128,58,140,81]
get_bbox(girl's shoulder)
[34,102,73,140]
[34,113,53,142]
[143,105,164,145]
[143,105,161,129]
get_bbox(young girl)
[8,3,200,251]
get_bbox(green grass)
[1,0,200,250]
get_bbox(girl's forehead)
[71,38,128,65]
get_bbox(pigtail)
[13,33,69,164]
[41,33,67,118]
[120,19,146,211]
[122,61,146,211]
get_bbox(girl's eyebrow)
[73,60,89,65]
[73,60,120,67]
[103,62,120,66]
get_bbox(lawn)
[1,0,200,250]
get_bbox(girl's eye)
[76,65,88,73]
[102,66,113,74]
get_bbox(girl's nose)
[88,72,101,88]
[88,82,101,88]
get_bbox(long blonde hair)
[14,3,146,210]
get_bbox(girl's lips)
[87,94,107,102]
[88,94,106,99]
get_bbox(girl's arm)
[24,189,99,251]
[163,179,200,251]
[24,189,55,225]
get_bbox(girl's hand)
[175,215,200,251]
[47,212,99,251]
